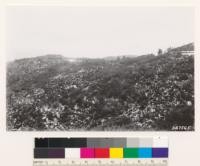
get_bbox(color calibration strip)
[34,137,168,159]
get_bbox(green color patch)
[123,148,138,158]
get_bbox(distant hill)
[104,55,138,61]
[170,43,194,52]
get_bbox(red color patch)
[95,148,109,158]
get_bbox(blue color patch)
[138,148,152,158]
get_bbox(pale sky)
[6,6,194,61]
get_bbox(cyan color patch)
[138,148,152,158]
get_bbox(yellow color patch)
[109,148,123,158]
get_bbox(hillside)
[170,43,194,52]
[7,43,194,131]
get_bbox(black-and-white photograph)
[6,6,194,131]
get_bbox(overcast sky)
[6,6,194,61]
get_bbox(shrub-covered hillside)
[7,43,194,131]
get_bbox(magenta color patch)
[80,148,95,158]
